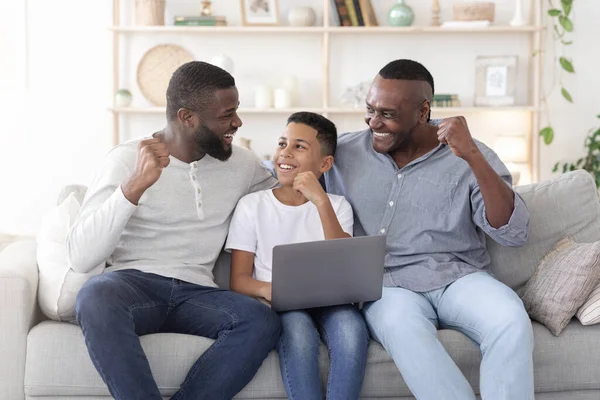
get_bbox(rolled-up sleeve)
[470,146,530,247]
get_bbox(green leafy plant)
[553,115,600,187]
[539,0,574,145]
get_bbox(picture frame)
[240,0,279,26]
[474,56,518,106]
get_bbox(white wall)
[0,0,598,237]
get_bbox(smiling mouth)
[223,132,236,140]
[277,163,297,172]
[373,131,392,139]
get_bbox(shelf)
[111,106,538,114]
[110,107,326,114]
[110,25,542,34]
[110,26,326,34]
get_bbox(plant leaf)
[597,114,600,119]
[561,87,573,103]
[561,40,573,45]
[548,9,561,16]
[552,162,559,172]
[559,57,575,73]
[559,16,573,32]
[561,0,572,16]
[540,127,555,144]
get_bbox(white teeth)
[373,132,391,138]
[279,164,295,170]
[223,134,233,139]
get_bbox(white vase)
[255,86,273,108]
[274,88,292,109]
[288,6,317,27]
[509,0,527,26]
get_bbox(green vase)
[388,0,414,27]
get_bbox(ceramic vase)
[388,0,414,27]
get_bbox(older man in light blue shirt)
[325,59,533,400]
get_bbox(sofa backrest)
[487,170,600,293]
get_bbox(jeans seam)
[77,319,124,400]
[318,321,333,398]
[278,335,297,400]
[175,329,231,399]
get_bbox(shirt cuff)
[481,192,529,235]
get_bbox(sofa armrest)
[0,239,40,400]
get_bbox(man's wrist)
[463,146,485,165]
[122,176,147,205]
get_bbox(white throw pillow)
[577,285,600,325]
[36,192,104,322]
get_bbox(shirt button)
[397,174,402,179]
[389,201,394,206]
[197,202,202,207]
[197,188,201,193]
[380,228,386,234]
[191,176,196,181]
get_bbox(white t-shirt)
[225,189,354,282]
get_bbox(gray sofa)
[2,170,600,399]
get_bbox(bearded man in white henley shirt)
[325,59,534,399]
[66,61,280,400]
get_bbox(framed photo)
[474,56,518,106]
[241,0,279,26]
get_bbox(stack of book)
[432,94,461,108]
[331,0,378,27]
[174,15,227,26]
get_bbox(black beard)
[194,124,233,161]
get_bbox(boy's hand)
[259,282,272,302]
[293,172,328,207]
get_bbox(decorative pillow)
[36,192,104,322]
[577,285,600,325]
[521,237,600,336]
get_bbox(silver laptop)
[271,235,386,312]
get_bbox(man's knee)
[75,273,126,321]
[237,296,281,342]
[492,301,533,347]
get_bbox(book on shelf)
[174,15,227,26]
[332,0,377,27]
[432,94,461,107]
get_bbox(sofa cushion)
[25,319,600,398]
[521,237,600,336]
[488,170,600,292]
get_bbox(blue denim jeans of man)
[277,304,369,400]
[363,272,534,400]
[75,269,281,400]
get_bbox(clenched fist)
[437,116,481,161]
[293,171,328,207]
[122,137,171,205]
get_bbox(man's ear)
[420,100,431,124]
[320,155,334,173]
[177,108,198,129]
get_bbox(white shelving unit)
[110,0,544,181]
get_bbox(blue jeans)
[75,269,281,400]
[363,272,534,400]
[277,304,369,400]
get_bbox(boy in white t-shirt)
[225,112,369,400]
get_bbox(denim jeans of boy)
[363,271,534,400]
[277,304,369,400]
[75,269,281,400]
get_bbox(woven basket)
[135,0,166,26]
[453,2,495,22]
[136,44,195,106]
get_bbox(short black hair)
[166,61,235,121]
[379,59,435,96]
[287,112,337,156]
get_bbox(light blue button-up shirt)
[325,128,530,292]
